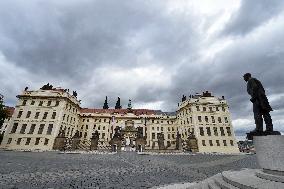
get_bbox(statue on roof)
[40,83,53,90]
[115,97,122,109]
[127,99,132,110]
[73,91,77,97]
[103,96,109,109]
[182,95,186,102]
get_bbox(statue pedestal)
[185,135,284,188]
[254,135,284,172]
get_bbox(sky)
[1,0,284,135]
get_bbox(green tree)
[0,94,9,144]
[0,94,9,128]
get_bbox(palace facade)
[0,85,239,153]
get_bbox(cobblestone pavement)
[0,151,259,189]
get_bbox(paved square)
[0,151,259,189]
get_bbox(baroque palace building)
[0,84,239,153]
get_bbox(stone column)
[254,135,284,172]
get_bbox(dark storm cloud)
[1,0,284,135]
[0,0,198,79]
[222,0,284,36]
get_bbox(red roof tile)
[5,106,15,117]
[80,108,156,115]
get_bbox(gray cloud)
[1,0,284,135]
[222,0,284,36]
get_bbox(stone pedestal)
[90,138,99,151]
[71,138,81,150]
[53,137,66,151]
[254,135,284,172]
[186,138,198,152]
[135,138,146,152]
[109,138,122,152]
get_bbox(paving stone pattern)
[0,151,259,189]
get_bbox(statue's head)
[243,73,251,82]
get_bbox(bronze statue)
[243,73,280,140]
[72,91,77,97]
[40,83,53,90]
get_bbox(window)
[168,134,170,139]
[44,138,49,145]
[172,134,175,139]
[31,100,35,105]
[168,127,170,131]
[213,127,218,136]
[224,117,228,123]
[7,138,12,144]
[206,127,211,136]
[102,133,105,139]
[216,140,220,146]
[216,107,219,111]
[104,119,106,122]
[196,106,200,111]
[209,140,213,146]
[43,112,48,119]
[209,107,212,112]
[47,124,53,135]
[28,124,36,134]
[35,138,40,145]
[55,101,60,106]
[39,101,43,106]
[17,111,23,118]
[38,124,45,134]
[16,138,22,145]
[103,126,105,130]
[198,116,202,122]
[10,123,18,133]
[190,117,192,123]
[202,140,206,146]
[86,125,88,130]
[226,127,232,136]
[152,133,155,139]
[203,107,206,111]
[205,116,208,123]
[26,111,31,118]
[199,127,204,136]
[20,124,27,134]
[218,117,222,123]
[87,119,89,122]
[157,127,159,131]
[211,116,215,123]
[220,127,225,136]
[51,112,56,119]
[34,112,40,119]
[161,127,163,131]
[25,138,31,145]
[22,100,27,106]
[223,140,227,146]
[98,126,100,130]
[230,140,234,146]
[47,101,51,106]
